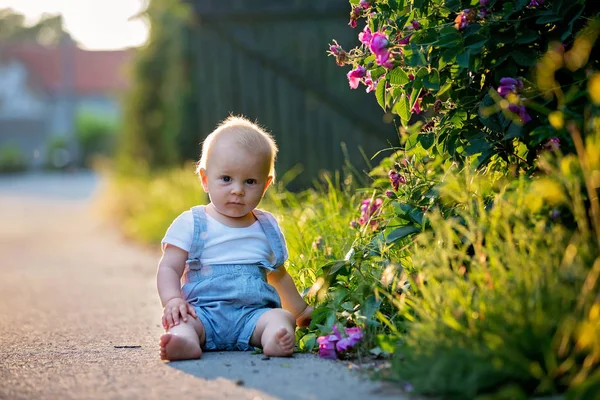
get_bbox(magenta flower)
[359,198,383,226]
[317,326,364,358]
[329,44,342,56]
[411,20,421,30]
[348,6,361,28]
[358,25,372,46]
[389,169,406,191]
[528,0,544,6]
[543,137,560,152]
[369,32,391,66]
[508,103,532,124]
[454,9,475,30]
[411,97,422,114]
[336,327,364,352]
[359,0,371,8]
[385,190,395,199]
[317,336,338,359]
[497,77,523,97]
[398,34,412,45]
[347,65,367,89]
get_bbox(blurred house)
[0,38,133,168]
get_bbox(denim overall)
[181,206,284,350]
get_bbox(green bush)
[75,112,117,166]
[0,144,27,173]
[331,0,596,171]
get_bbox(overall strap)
[187,205,207,267]
[253,209,286,269]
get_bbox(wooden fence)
[187,0,397,189]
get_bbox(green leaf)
[418,132,435,149]
[457,50,471,69]
[397,203,424,225]
[370,67,386,81]
[423,69,440,90]
[439,47,462,69]
[388,68,410,85]
[437,27,462,48]
[511,48,538,66]
[515,29,539,44]
[298,333,317,351]
[393,95,411,123]
[536,14,562,24]
[322,260,349,276]
[375,80,386,111]
[376,334,398,354]
[504,122,523,140]
[438,81,453,97]
[465,34,487,50]
[386,225,420,244]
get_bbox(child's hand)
[295,305,313,328]
[162,297,197,330]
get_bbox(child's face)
[200,136,272,220]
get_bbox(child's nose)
[231,184,244,195]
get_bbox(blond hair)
[196,115,278,180]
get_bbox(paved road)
[0,172,405,400]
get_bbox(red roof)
[0,43,134,95]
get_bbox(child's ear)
[262,176,273,196]
[199,168,209,193]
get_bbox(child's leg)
[160,317,205,361]
[250,308,295,357]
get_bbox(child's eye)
[221,176,231,182]
[246,179,257,185]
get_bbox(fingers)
[162,299,196,329]
[171,307,181,326]
[188,304,198,319]
[179,304,188,323]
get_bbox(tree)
[0,8,70,46]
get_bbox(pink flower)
[369,32,391,66]
[359,0,371,8]
[358,25,372,45]
[385,190,395,199]
[318,326,364,358]
[364,70,384,93]
[397,34,412,45]
[359,198,383,225]
[348,6,361,28]
[543,137,560,152]
[411,97,422,114]
[329,44,343,56]
[337,327,364,352]
[389,169,406,191]
[317,336,338,359]
[347,65,367,89]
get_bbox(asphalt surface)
[0,172,406,400]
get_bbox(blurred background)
[0,0,397,189]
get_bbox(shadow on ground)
[167,351,406,400]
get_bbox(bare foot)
[263,328,294,357]
[160,333,202,361]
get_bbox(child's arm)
[157,245,197,329]
[267,266,313,327]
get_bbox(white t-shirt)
[161,209,288,266]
